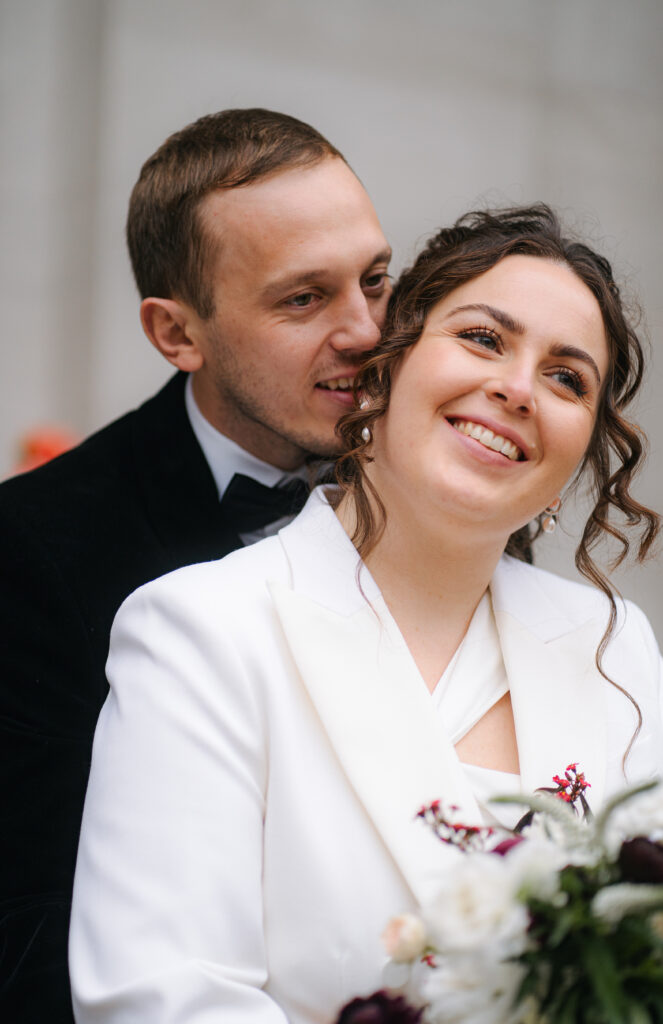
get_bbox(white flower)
[417,952,525,1024]
[382,912,428,963]
[503,837,565,902]
[521,809,599,867]
[423,853,529,958]
[602,782,663,856]
[591,883,663,925]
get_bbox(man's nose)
[329,291,382,353]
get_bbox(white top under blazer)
[69,488,663,1024]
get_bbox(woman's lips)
[448,418,525,462]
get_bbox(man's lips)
[315,375,355,392]
[448,417,528,462]
[315,375,357,406]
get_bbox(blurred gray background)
[2,0,661,636]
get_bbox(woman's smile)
[448,417,528,462]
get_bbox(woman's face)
[369,255,610,540]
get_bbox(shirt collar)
[184,374,308,499]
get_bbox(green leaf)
[626,1003,653,1024]
[582,932,629,1024]
[552,985,579,1024]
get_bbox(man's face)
[188,158,392,469]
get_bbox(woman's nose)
[484,366,536,416]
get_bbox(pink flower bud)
[382,913,427,963]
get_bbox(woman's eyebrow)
[550,343,602,384]
[448,303,602,384]
[448,303,525,334]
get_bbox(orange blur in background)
[12,427,80,476]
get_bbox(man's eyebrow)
[261,271,329,301]
[448,303,602,384]
[448,303,526,335]
[372,247,393,266]
[261,248,393,302]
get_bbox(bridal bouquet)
[338,767,663,1024]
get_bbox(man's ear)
[140,297,205,373]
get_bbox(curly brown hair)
[335,204,660,751]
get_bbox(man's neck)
[184,375,308,498]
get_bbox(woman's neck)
[335,492,509,691]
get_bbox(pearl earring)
[359,398,371,443]
[542,497,562,534]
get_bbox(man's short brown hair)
[127,108,345,318]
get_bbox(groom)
[0,108,391,1021]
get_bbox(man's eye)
[363,272,388,291]
[288,292,317,308]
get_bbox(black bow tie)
[219,473,310,534]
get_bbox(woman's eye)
[551,367,588,397]
[459,328,500,351]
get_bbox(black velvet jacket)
[0,373,244,1022]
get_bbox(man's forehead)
[199,158,379,234]
[201,155,350,207]
[200,162,389,286]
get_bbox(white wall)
[2,0,661,634]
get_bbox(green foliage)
[515,863,663,1023]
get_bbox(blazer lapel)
[273,500,610,897]
[491,558,607,810]
[273,495,479,904]
[132,372,243,561]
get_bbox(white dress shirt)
[185,374,310,544]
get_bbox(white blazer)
[70,489,663,1024]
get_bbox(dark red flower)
[335,991,424,1024]
[492,835,526,856]
[619,837,663,884]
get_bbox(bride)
[70,205,662,1023]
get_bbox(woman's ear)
[140,297,204,373]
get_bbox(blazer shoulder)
[0,373,185,511]
[118,534,290,623]
[496,553,612,618]
[497,554,660,660]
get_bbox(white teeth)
[320,376,353,391]
[451,420,522,461]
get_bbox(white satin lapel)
[492,565,607,811]
[269,580,479,904]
